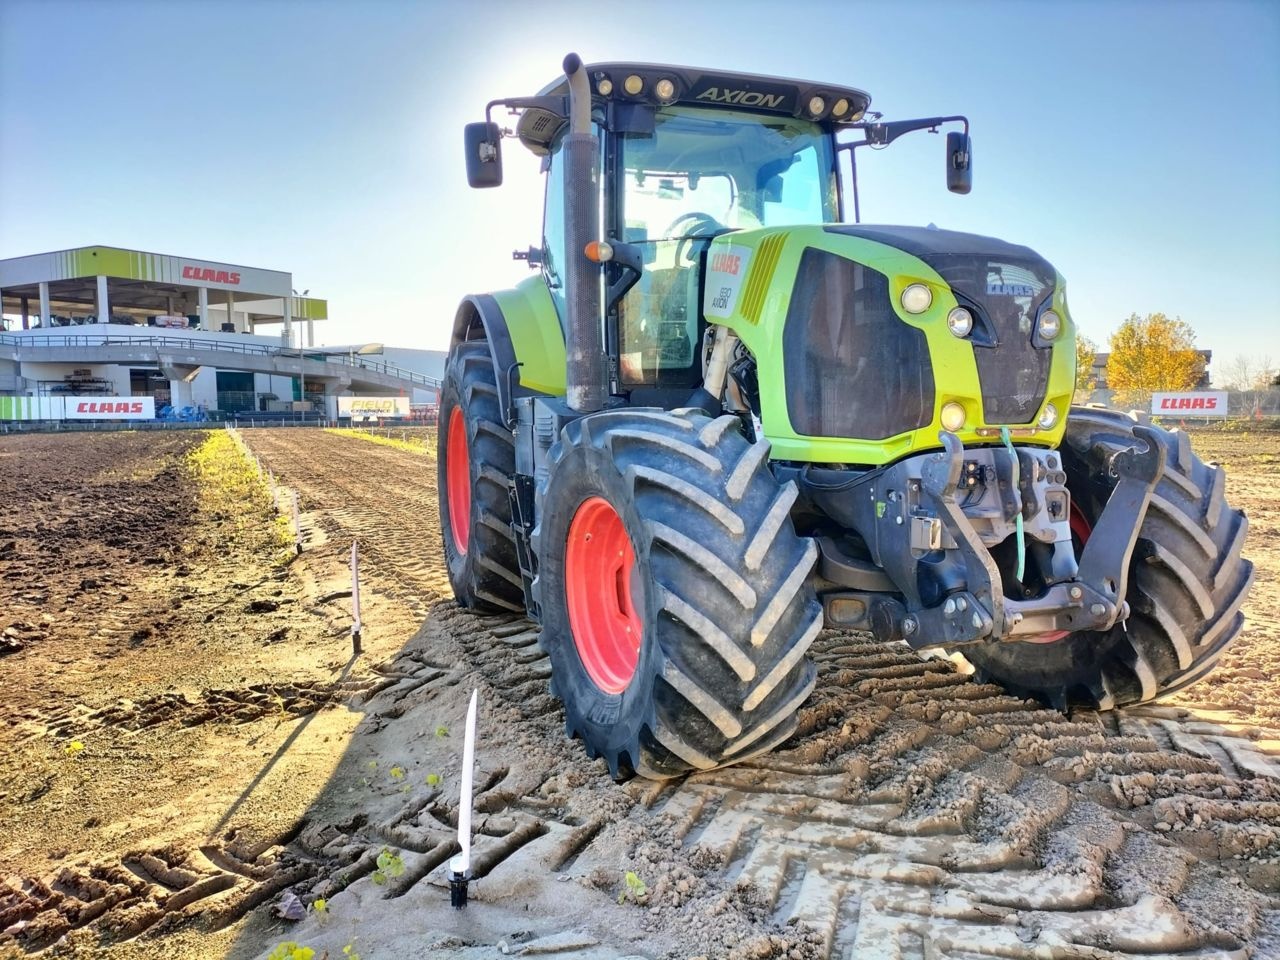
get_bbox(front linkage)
[799,427,1166,650]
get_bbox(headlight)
[1037,309,1061,340]
[941,401,967,432]
[946,306,973,338]
[655,78,676,102]
[808,96,826,117]
[832,98,850,118]
[624,74,644,95]
[901,283,932,315]
[1038,403,1059,430]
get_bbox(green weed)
[618,870,647,905]
[324,427,436,457]
[371,848,405,886]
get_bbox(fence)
[0,332,442,390]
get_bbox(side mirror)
[946,131,972,195]
[464,122,503,188]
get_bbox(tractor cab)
[466,63,970,405]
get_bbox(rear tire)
[965,406,1254,709]
[437,342,523,613]
[532,409,822,779]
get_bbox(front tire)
[436,342,524,613]
[532,409,822,780]
[965,407,1254,709]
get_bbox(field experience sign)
[339,396,410,419]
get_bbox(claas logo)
[709,253,743,276]
[76,401,144,413]
[1159,396,1220,411]
[181,266,241,285]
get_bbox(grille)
[926,255,1055,424]
[783,249,934,442]
[739,232,787,326]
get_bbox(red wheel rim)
[446,407,471,555]
[565,497,642,694]
[1069,499,1093,546]
[1029,500,1096,644]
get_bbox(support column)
[225,291,235,333]
[21,296,30,330]
[307,319,314,347]
[96,275,110,324]
[38,282,50,328]
[197,287,208,331]
[170,378,194,409]
[283,296,293,347]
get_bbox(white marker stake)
[350,540,363,654]
[292,491,301,554]
[449,689,479,908]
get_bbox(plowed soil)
[0,426,1277,960]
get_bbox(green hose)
[999,426,1025,581]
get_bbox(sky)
[1,0,1277,379]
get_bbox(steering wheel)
[664,211,725,263]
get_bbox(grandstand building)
[0,246,437,419]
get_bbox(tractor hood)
[823,224,1055,277]
[823,224,1063,425]
[699,223,1075,465]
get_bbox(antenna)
[448,689,479,908]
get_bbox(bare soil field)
[1,426,1277,960]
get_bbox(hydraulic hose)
[1000,426,1026,581]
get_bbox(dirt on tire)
[1,427,1277,960]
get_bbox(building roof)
[0,245,325,322]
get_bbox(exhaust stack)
[561,53,606,413]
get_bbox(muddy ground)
[0,426,1277,960]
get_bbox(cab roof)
[514,61,872,154]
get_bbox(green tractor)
[439,54,1253,779]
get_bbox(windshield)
[614,107,837,388]
[619,105,837,244]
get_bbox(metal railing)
[0,333,442,389]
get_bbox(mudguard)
[450,276,566,422]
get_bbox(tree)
[1218,354,1273,392]
[1220,353,1276,417]
[1106,313,1201,409]
[1220,354,1255,391]
[1075,333,1099,397]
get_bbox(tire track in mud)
[0,836,317,951]
[7,676,382,746]
[624,631,1280,957]
[243,430,455,617]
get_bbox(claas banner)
[0,396,155,420]
[339,397,410,420]
[1151,391,1228,418]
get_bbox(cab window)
[617,106,836,386]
